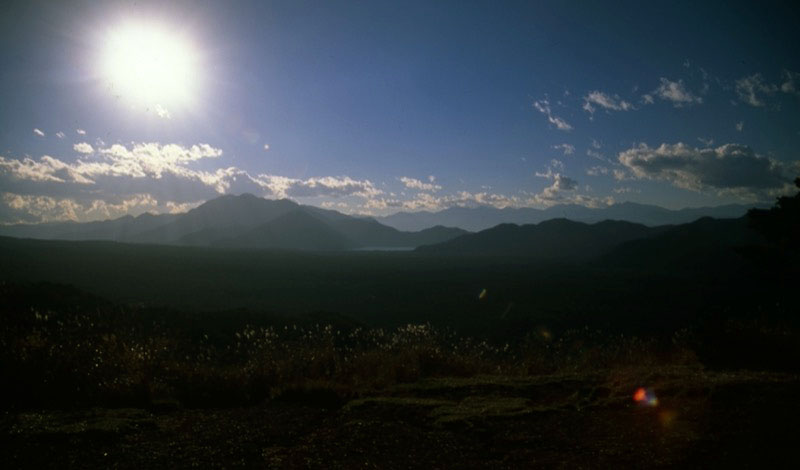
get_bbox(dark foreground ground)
[3,367,798,469]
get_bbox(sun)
[101,23,199,112]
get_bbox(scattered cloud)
[398,176,442,192]
[641,94,655,105]
[613,186,640,194]
[55,132,66,139]
[736,121,744,132]
[33,128,45,137]
[533,99,573,131]
[553,143,575,155]
[586,141,612,164]
[735,73,778,107]
[654,78,702,107]
[697,137,715,147]
[355,160,602,214]
[76,129,86,135]
[362,183,610,214]
[586,166,609,176]
[587,149,606,161]
[73,142,94,154]
[582,91,634,114]
[617,142,796,199]
[535,159,565,179]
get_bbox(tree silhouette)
[747,177,800,252]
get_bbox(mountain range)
[415,218,664,259]
[416,215,764,267]
[375,202,760,232]
[0,194,467,251]
[0,194,767,259]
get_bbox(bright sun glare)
[101,24,198,112]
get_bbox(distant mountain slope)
[0,212,179,241]
[130,194,300,243]
[0,194,466,251]
[601,216,765,269]
[377,202,758,232]
[416,218,663,259]
[221,210,356,250]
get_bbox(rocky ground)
[3,366,798,469]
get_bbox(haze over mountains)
[0,194,766,258]
[376,202,759,232]
[0,194,467,251]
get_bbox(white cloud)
[1,143,229,207]
[398,176,442,192]
[654,78,702,106]
[533,99,573,131]
[263,144,270,151]
[697,137,714,147]
[55,132,66,139]
[0,155,94,185]
[92,142,224,179]
[582,91,634,114]
[252,174,383,200]
[641,94,655,105]
[736,121,744,132]
[155,104,171,119]
[0,192,201,224]
[549,116,572,131]
[735,73,778,107]
[532,160,584,203]
[33,128,45,137]
[617,142,796,199]
[1,142,389,223]
[73,142,94,154]
[76,129,86,135]
[540,174,579,199]
[781,70,800,95]
[553,143,575,155]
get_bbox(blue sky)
[1,0,799,223]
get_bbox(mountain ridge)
[376,202,761,232]
[0,194,467,251]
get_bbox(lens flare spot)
[658,410,676,427]
[633,387,658,406]
[539,327,552,341]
